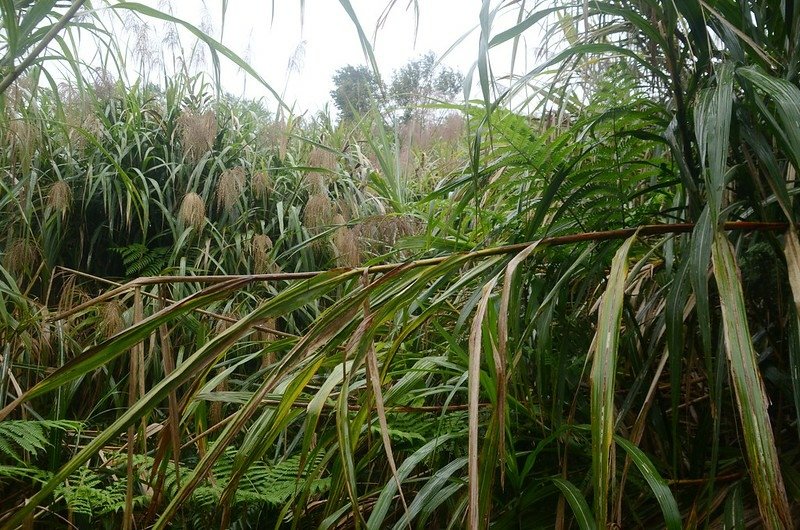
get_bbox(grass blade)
[712,233,792,529]
[551,478,596,530]
[783,227,800,442]
[614,436,681,530]
[590,235,636,527]
[468,276,498,529]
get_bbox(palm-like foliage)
[2,0,800,529]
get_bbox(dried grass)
[212,312,231,336]
[179,192,206,231]
[209,372,228,426]
[100,300,126,338]
[178,109,217,163]
[258,317,278,368]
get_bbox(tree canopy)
[330,51,463,122]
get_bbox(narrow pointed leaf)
[590,235,636,527]
[712,233,792,529]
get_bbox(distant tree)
[389,52,463,122]
[330,65,384,122]
[330,53,463,123]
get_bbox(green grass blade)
[712,233,792,529]
[337,0,381,87]
[690,207,714,358]
[0,271,352,529]
[738,66,800,173]
[694,63,734,223]
[367,433,460,528]
[614,436,681,530]
[590,235,636,528]
[0,278,250,418]
[783,227,800,441]
[489,6,563,47]
[551,478,596,530]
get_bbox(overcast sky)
[127,1,527,115]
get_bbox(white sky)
[124,1,531,115]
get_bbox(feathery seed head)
[92,69,117,101]
[336,198,353,222]
[7,77,34,109]
[178,109,217,163]
[309,147,337,171]
[332,226,360,268]
[304,194,333,230]
[81,115,104,145]
[355,214,422,250]
[47,180,72,220]
[6,117,38,162]
[100,300,126,338]
[252,234,274,274]
[57,274,91,315]
[307,172,327,195]
[251,170,271,199]
[216,166,245,214]
[3,238,37,277]
[262,120,288,160]
[179,192,206,231]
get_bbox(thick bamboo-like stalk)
[50,221,788,321]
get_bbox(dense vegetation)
[1,1,800,529]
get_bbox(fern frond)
[0,420,81,464]
[111,244,168,277]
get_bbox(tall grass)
[1,1,800,529]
